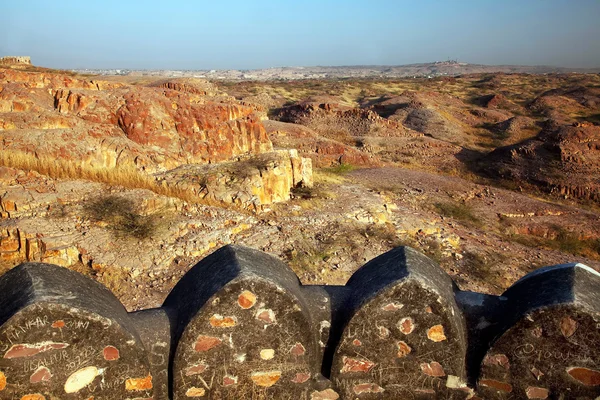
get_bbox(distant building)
[0,56,31,65]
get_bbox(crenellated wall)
[0,56,31,65]
[0,245,599,399]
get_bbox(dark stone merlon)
[478,263,600,399]
[163,245,308,341]
[331,246,469,398]
[1,245,599,399]
[0,262,135,336]
[0,263,155,399]
[164,244,332,399]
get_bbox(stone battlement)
[0,56,31,65]
[0,245,599,399]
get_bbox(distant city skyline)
[2,0,600,70]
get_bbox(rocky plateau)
[1,63,600,311]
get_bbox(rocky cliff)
[0,67,311,209]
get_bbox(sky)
[1,0,600,70]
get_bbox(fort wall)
[0,56,31,65]
[0,245,598,399]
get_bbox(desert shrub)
[83,195,159,239]
[434,202,482,227]
[323,163,355,175]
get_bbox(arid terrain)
[1,61,599,311]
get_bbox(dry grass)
[0,150,226,208]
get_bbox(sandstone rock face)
[485,124,600,203]
[0,68,273,172]
[159,150,312,209]
[0,67,309,208]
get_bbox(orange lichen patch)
[223,375,238,386]
[5,342,69,359]
[425,306,433,313]
[256,309,276,324]
[185,387,206,397]
[526,386,549,399]
[20,395,45,400]
[250,371,281,387]
[290,342,306,356]
[291,372,311,384]
[340,357,376,373]
[560,316,578,338]
[185,362,208,376]
[397,341,412,358]
[310,388,340,399]
[64,366,99,394]
[51,320,65,328]
[420,362,445,377]
[352,339,362,346]
[209,314,237,328]
[353,383,384,394]
[483,354,510,369]
[479,379,513,393]
[427,325,447,342]
[382,302,403,311]
[103,346,120,361]
[238,290,257,309]
[30,366,51,383]
[566,367,600,386]
[0,371,5,391]
[125,374,153,391]
[398,317,415,334]
[194,335,222,352]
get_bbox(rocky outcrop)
[484,124,600,202]
[159,150,312,210]
[264,120,377,167]
[148,78,219,96]
[275,99,409,138]
[0,67,308,208]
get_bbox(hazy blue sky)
[2,0,599,70]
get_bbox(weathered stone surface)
[455,291,508,385]
[129,308,171,400]
[330,246,468,398]
[0,263,155,399]
[478,263,600,399]
[163,245,324,399]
